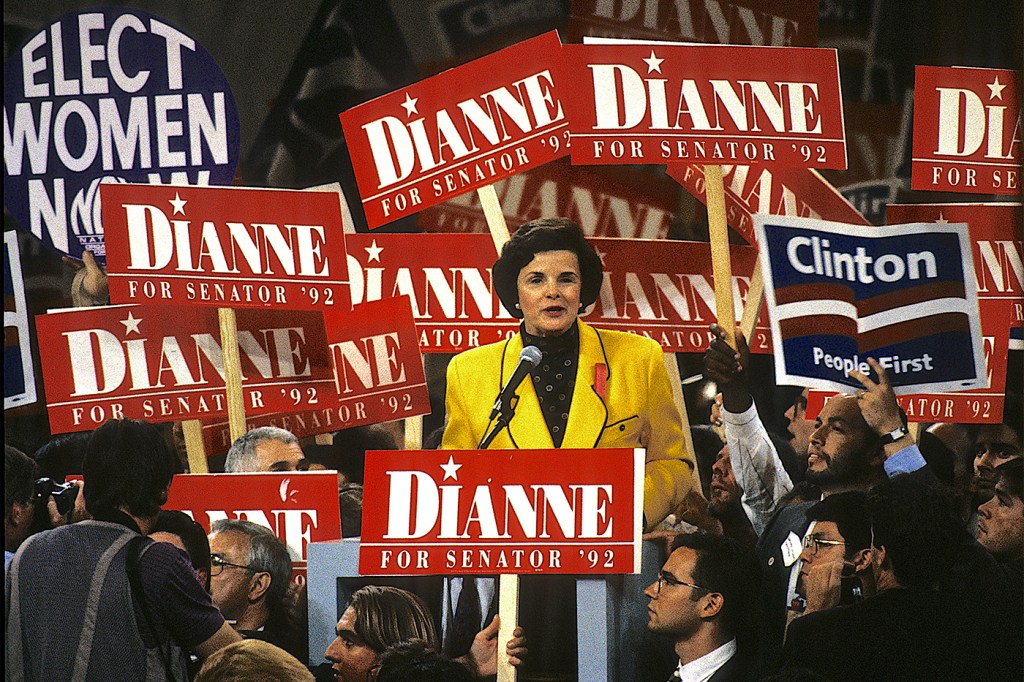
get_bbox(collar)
[678,638,737,682]
[520,320,580,356]
[91,507,143,534]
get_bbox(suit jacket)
[442,321,695,528]
[754,500,816,674]
[782,588,1001,680]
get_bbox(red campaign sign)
[343,233,771,353]
[911,66,1020,195]
[36,305,338,433]
[417,158,680,239]
[667,164,868,244]
[324,296,431,427]
[202,408,354,457]
[102,184,350,311]
[339,32,570,229]
[164,472,342,580]
[562,43,846,168]
[359,448,643,575]
[806,298,1016,424]
[567,0,819,47]
[886,203,1023,305]
[201,297,430,455]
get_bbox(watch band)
[879,425,909,444]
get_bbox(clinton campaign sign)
[756,216,986,394]
[3,8,240,263]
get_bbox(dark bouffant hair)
[492,218,603,319]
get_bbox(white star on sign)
[596,250,608,266]
[440,455,462,481]
[401,93,419,117]
[169,193,187,215]
[120,312,142,335]
[643,51,664,74]
[935,212,948,223]
[987,77,1006,100]
[365,240,383,262]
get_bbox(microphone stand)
[479,392,519,449]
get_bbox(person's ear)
[248,571,272,602]
[700,592,724,619]
[850,548,873,574]
[9,499,33,528]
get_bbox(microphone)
[490,345,543,420]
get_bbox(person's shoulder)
[138,536,194,577]
[449,336,509,370]
[455,337,509,359]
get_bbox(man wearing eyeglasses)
[792,492,873,616]
[207,519,304,661]
[644,532,762,682]
[782,474,1004,680]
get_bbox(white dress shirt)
[676,638,738,682]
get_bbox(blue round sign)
[3,8,240,263]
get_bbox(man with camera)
[6,419,239,680]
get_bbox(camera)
[33,477,80,518]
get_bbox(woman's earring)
[514,303,521,310]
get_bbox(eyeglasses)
[209,554,255,576]
[656,572,709,595]
[802,534,846,555]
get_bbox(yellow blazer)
[442,321,695,528]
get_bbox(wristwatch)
[879,425,910,444]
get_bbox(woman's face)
[516,250,582,337]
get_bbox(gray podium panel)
[307,538,672,680]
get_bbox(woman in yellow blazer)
[442,218,695,529]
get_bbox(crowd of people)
[5,219,1022,680]
[6,341,1020,680]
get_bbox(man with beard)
[753,358,927,673]
[703,326,795,535]
[706,446,757,547]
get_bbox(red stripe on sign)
[857,313,972,352]
[856,281,967,317]
[775,283,855,306]
[780,315,858,339]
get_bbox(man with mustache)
[754,357,924,673]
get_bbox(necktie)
[444,577,482,658]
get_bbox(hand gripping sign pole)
[478,182,518,682]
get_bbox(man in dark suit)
[782,474,1003,680]
[644,532,761,682]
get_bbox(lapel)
[502,322,608,449]
[562,322,608,448]
[503,333,553,449]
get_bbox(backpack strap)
[71,530,138,682]
[126,535,176,682]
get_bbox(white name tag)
[781,531,803,567]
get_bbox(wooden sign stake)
[739,256,764,343]
[404,415,423,450]
[218,307,247,443]
[663,353,702,498]
[704,165,736,345]
[182,419,209,474]
[477,183,517,682]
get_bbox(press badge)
[781,532,803,567]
